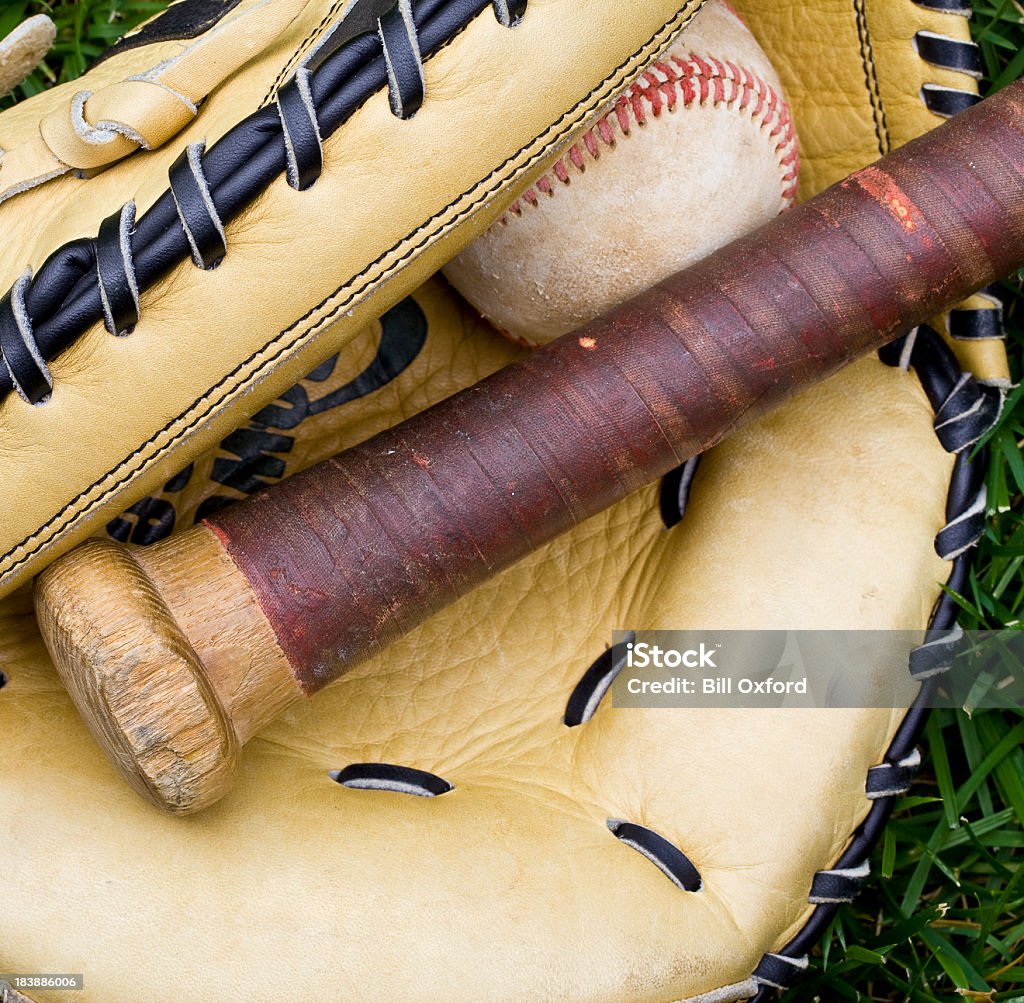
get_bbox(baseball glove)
[0,0,1008,1000]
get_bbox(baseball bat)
[35,82,1024,815]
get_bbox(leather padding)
[0,0,709,598]
[0,1,1010,999]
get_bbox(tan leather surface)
[743,0,1009,385]
[0,1,1007,1000]
[0,278,950,1002]
[0,0,706,599]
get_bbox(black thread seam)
[853,0,890,157]
[260,0,350,108]
[0,0,706,581]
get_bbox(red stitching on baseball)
[500,47,801,221]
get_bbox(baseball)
[443,0,799,346]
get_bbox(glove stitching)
[729,328,998,1002]
[261,0,350,107]
[853,0,890,158]
[0,0,706,584]
[910,0,982,117]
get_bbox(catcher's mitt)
[0,0,1008,1001]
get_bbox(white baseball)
[443,0,799,346]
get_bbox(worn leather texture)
[0,0,706,598]
[442,1,800,345]
[0,0,1008,1001]
[0,284,952,1003]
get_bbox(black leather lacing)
[607,820,703,893]
[330,762,454,796]
[563,631,635,726]
[909,0,982,118]
[0,273,51,405]
[550,327,1003,967]
[169,143,228,270]
[740,326,1002,1001]
[95,203,141,337]
[660,455,701,528]
[915,29,983,77]
[865,747,922,797]
[922,83,982,116]
[379,1,426,119]
[950,286,1005,343]
[908,625,964,680]
[0,0,527,406]
[912,0,971,11]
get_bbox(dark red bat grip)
[207,83,1024,694]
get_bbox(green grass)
[784,6,1024,1001]
[2,1,1023,999]
[0,0,164,102]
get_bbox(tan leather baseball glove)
[0,0,1008,1000]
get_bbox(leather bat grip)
[208,82,1024,693]
[35,82,1024,814]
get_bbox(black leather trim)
[278,78,323,191]
[496,0,528,26]
[865,757,919,796]
[745,329,993,1001]
[950,289,1004,340]
[608,820,703,892]
[564,632,635,726]
[0,0,491,402]
[0,288,48,405]
[808,867,868,904]
[915,31,982,76]
[97,0,246,64]
[912,0,972,13]
[950,309,1003,341]
[330,762,454,796]
[169,146,227,270]
[95,207,140,336]
[908,627,963,681]
[922,84,981,117]
[379,2,425,119]
[660,455,701,528]
[752,953,806,993]
[933,377,1003,453]
[934,490,986,559]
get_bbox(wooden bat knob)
[36,531,298,814]
[34,81,1024,814]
